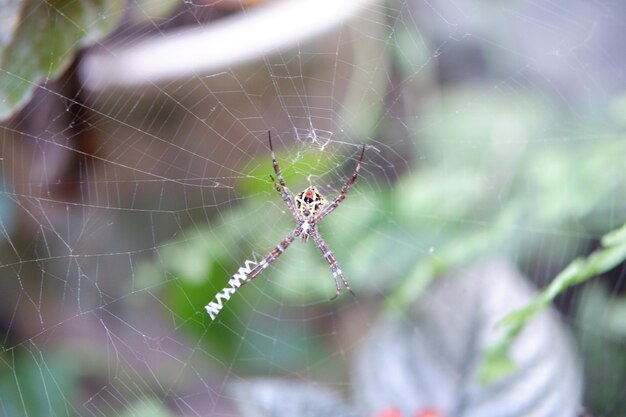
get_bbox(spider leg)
[310,229,355,300]
[243,227,302,285]
[270,175,299,219]
[268,130,288,189]
[314,144,365,223]
[267,131,299,218]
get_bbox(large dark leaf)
[0,0,123,120]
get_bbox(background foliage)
[1,1,626,416]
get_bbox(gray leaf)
[230,379,360,417]
[354,260,582,417]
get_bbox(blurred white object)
[80,0,374,89]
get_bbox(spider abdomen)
[295,186,327,219]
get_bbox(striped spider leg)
[313,144,365,223]
[243,227,301,282]
[241,131,366,300]
[268,131,299,219]
[310,228,353,300]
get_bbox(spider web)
[1,1,626,416]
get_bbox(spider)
[242,131,366,299]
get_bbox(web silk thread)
[205,260,257,320]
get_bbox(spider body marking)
[241,131,366,299]
[295,186,327,241]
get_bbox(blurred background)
[1,0,626,416]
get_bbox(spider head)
[295,186,327,219]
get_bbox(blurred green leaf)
[602,222,626,247]
[609,91,626,127]
[392,19,431,79]
[420,90,553,163]
[386,203,521,313]
[394,168,493,222]
[478,341,518,384]
[119,399,175,417]
[0,350,78,417]
[0,177,16,241]
[240,143,338,196]
[575,284,626,414]
[605,297,626,340]
[0,0,123,120]
[480,221,626,383]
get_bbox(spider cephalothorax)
[237,131,365,299]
